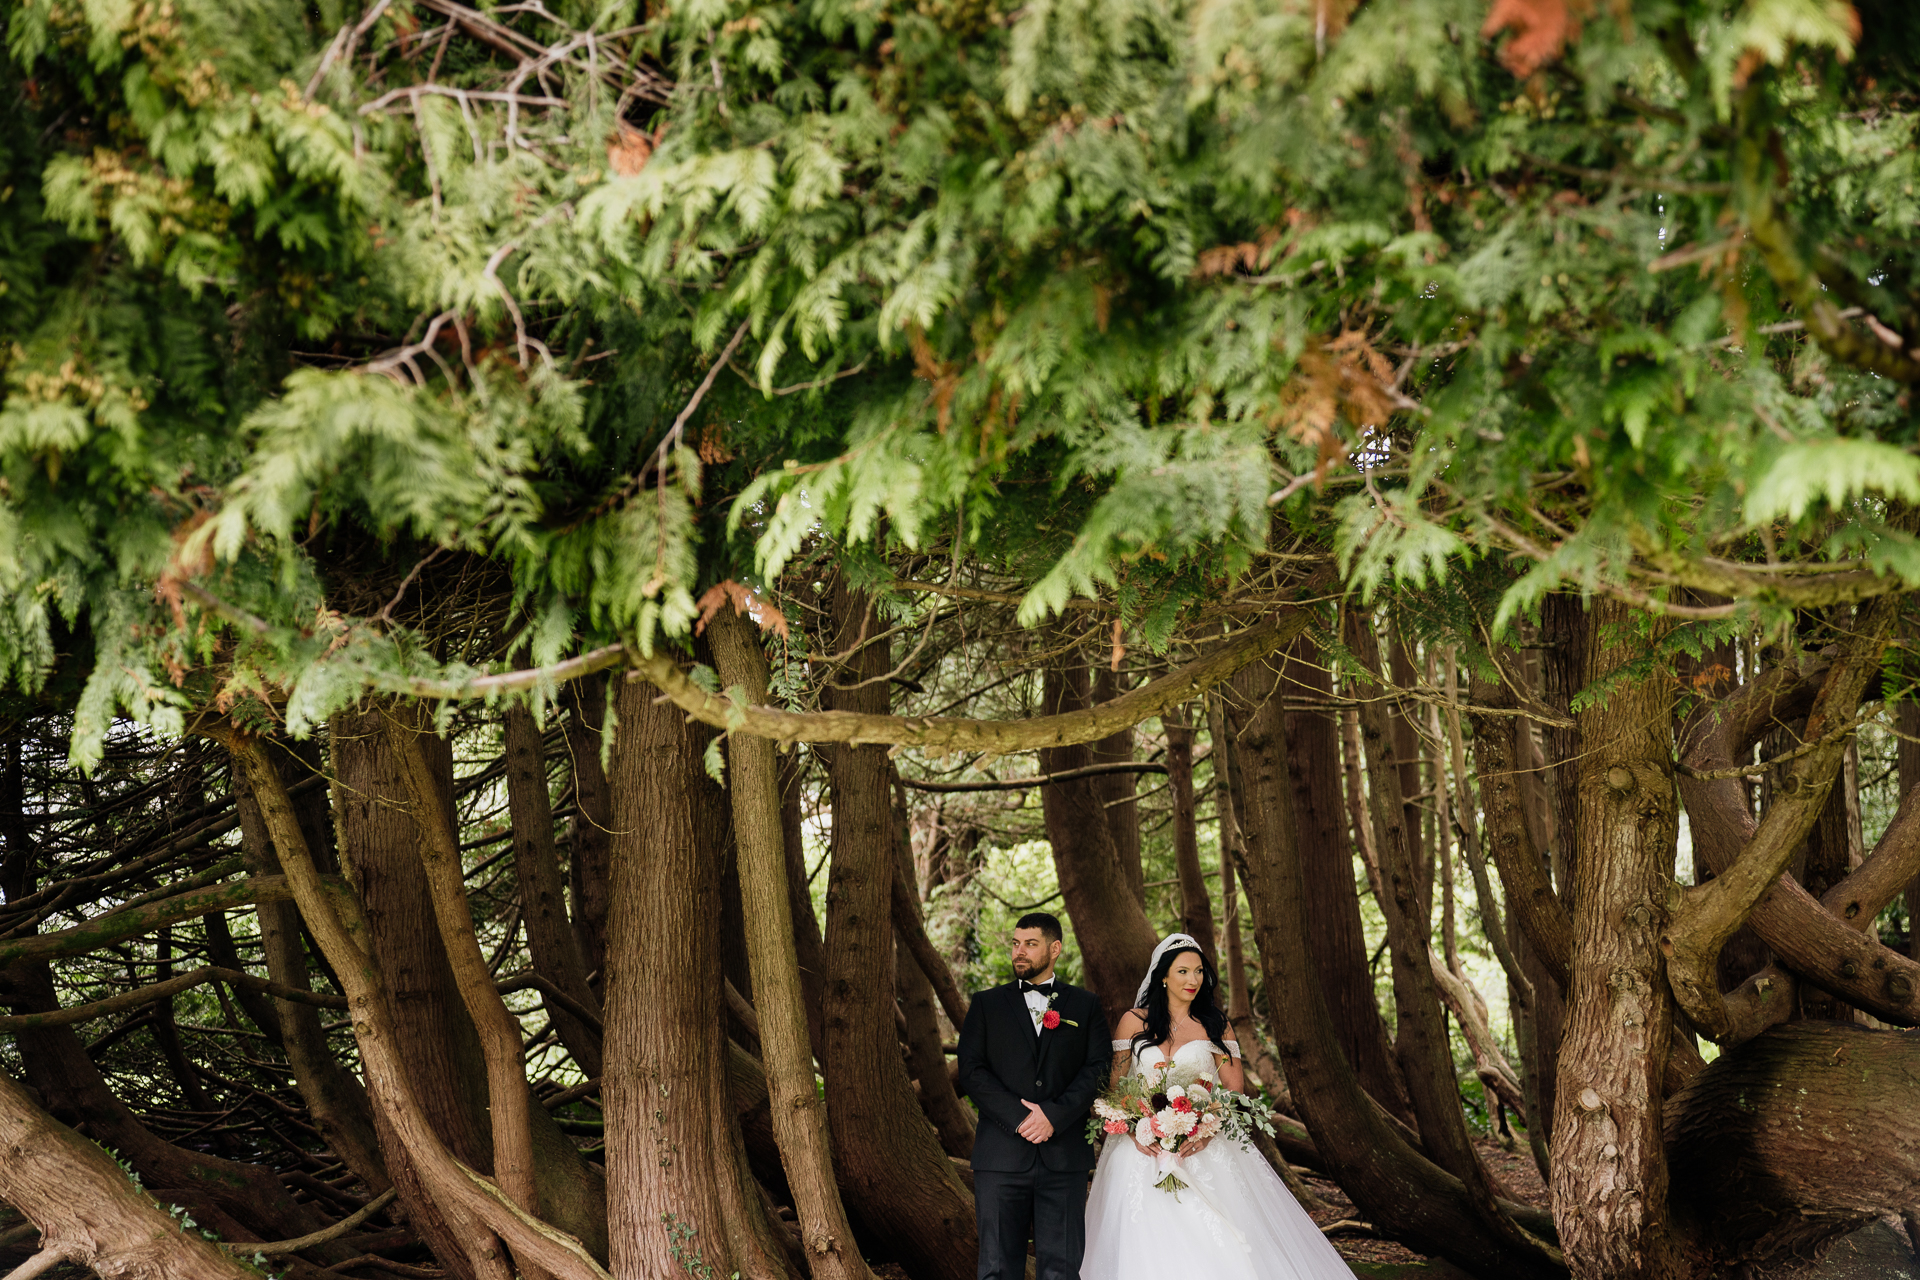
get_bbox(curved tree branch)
[1664,598,1899,1042]
[634,599,1322,751]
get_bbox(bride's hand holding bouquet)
[1086,1059,1262,1195]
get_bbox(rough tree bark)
[1281,636,1407,1123]
[1339,620,1553,1265]
[1090,665,1145,907]
[1388,633,1431,919]
[1039,662,1159,1021]
[1666,604,1903,1041]
[0,1067,260,1280]
[888,789,976,1158]
[707,605,877,1280]
[225,729,611,1280]
[1539,593,1587,906]
[1666,1022,1920,1270]
[603,670,793,1280]
[1512,709,1567,1157]
[387,718,545,1244]
[329,706,607,1277]
[1549,598,1684,1280]
[1797,773,1857,1022]
[561,676,613,986]
[779,753,830,1064]
[821,582,977,1280]
[502,704,603,1075]
[228,744,385,1197]
[1205,692,1284,1095]
[1229,652,1564,1280]
[1901,700,1920,962]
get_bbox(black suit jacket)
[956,980,1111,1173]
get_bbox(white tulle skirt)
[1082,1133,1357,1279]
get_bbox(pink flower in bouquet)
[1103,1119,1128,1135]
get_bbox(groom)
[956,912,1111,1280]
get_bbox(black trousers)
[973,1166,1088,1280]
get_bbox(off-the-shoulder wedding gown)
[1082,1039,1356,1279]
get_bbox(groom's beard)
[1012,959,1053,981]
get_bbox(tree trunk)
[387,718,545,1240]
[1090,666,1145,907]
[1901,700,1920,963]
[603,671,791,1280]
[148,926,216,1115]
[230,749,390,1194]
[1666,1022,1920,1270]
[1539,594,1587,909]
[1388,632,1430,920]
[1039,663,1158,1023]
[1512,712,1566,1157]
[707,605,876,1280]
[331,706,607,1276]
[562,676,614,987]
[1282,635,1407,1124]
[1228,654,1564,1280]
[225,731,610,1280]
[780,753,830,1064]
[1198,702,1259,1059]
[1338,620,1555,1265]
[821,582,977,1280]
[1548,597,1684,1280]
[889,789,976,1158]
[0,1067,260,1280]
[503,704,603,1075]
[1163,706,1216,959]
[1797,774,1855,1022]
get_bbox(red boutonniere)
[1032,990,1079,1031]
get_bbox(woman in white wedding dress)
[1082,934,1356,1280]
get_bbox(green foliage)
[4,0,1918,755]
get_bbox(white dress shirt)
[1021,979,1054,1035]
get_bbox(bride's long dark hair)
[1129,946,1232,1059]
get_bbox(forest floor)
[1303,1135,1547,1277]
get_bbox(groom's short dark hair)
[1014,911,1063,942]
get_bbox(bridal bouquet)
[1085,1057,1274,1195]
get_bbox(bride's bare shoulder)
[1113,1008,1149,1037]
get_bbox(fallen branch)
[222,1190,400,1256]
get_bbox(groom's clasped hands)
[1017,1099,1055,1143]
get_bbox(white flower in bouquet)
[1166,1108,1198,1137]
[1134,1116,1157,1147]
[1165,1084,1187,1102]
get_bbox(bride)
[1083,934,1356,1279]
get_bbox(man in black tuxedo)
[956,911,1111,1280]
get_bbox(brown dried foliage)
[1481,0,1592,79]
[1280,330,1399,481]
[694,579,791,641]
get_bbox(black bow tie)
[1019,980,1055,996]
